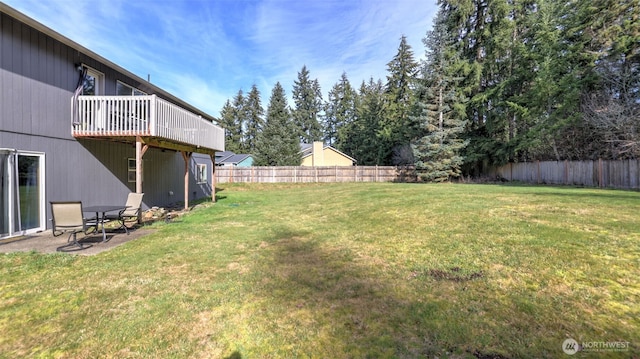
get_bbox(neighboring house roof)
[215,151,236,162]
[214,151,253,166]
[219,154,253,165]
[300,143,357,163]
[300,143,313,155]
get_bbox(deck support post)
[135,137,148,224]
[135,136,148,194]
[210,154,216,203]
[181,151,192,210]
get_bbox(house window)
[0,149,46,239]
[117,81,146,96]
[196,164,207,184]
[127,158,138,183]
[82,68,104,95]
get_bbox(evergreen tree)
[412,9,468,182]
[244,84,264,154]
[253,82,301,166]
[483,0,531,162]
[538,0,601,160]
[515,0,572,160]
[292,65,324,143]
[343,79,386,165]
[218,99,242,153]
[440,0,510,173]
[216,0,635,169]
[439,0,633,166]
[324,72,357,148]
[231,90,246,152]
[383,35,419,165]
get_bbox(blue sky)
[4,0,437,118]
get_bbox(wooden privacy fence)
[488,159,640,189]
[215,166,404,183]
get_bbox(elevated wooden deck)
[72,95,224,155]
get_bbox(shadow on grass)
[223,351,241,359]
[523,189,640,201]
[262,226,445,357]
[494,182,640,201]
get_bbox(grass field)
[0,183,638,358]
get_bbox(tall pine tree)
[324,72,357,148]
[244,84,264,154]
[253,82,301,166]
[292,65,324,143]
[232,90,246,152]
[441,0,504,173]
[412,8,468,182]
[383,35,419,165]
[516,0,570,160]
[218,99,242,153]
[343,79,386,165]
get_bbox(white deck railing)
[71,95,224,151]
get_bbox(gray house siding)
[1,8,215,233]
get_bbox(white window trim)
[83,66,105,95]
[197,163,208,184]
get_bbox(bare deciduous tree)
[581,60,639,159]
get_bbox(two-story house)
[0,3,225,239]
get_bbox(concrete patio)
[0,226,155,256]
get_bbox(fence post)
[627,159,631,189]
[637,159,640,189]
[599,158,603,187]
[210,154,216,202]
[564,160,568,185]
[536,160,540,184]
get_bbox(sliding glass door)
[0,150,13,238]
[0,149,45,239]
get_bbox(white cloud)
[4,0,437,116]
[159,73,228,118]
[245,0,436,101]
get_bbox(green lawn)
[1,183,638,358]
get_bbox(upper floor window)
[82,68,104,95]
[117,81,146,96]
